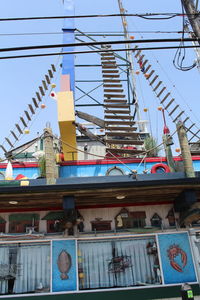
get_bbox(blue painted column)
[61,0,75,92]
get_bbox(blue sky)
[0,0,199,157]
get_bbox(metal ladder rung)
[186,123,195,132]
[45,75,50,84]
[161,93,170,103]
[20,117,27,127]
[157,87,166,98]
[142,60,148,68]
[16,124,23,134]
[150,75,158,86]
[137,54,144,62]
[28,104,35,114]
[164,98,175,110]
[153,81,162,92]
[36,92,42,102]
[135,50,142,58]
[24,110,31,121]
[145,70,154,79]
[182,117,189,124]
[5,138,13,148]
[173,111,184,122]
[144,65,151,74]
[169,105,179,116]
[10,130,18,141]
[0,145,7,153]
[42,80,48,91]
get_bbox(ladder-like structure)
[0,64,56,155]
[101,45,144,157]
[134,47,200,144]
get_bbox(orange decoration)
[130,36,135,40]
[143,108,148,112]
[157,106,163,111]
[144,74,149,78]
[41,104,46,109]
[135,70,140,75]
[175,148,181,153]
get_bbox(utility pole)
[117,0,148,134]
[44,127,57,184]
[181,0,200,43]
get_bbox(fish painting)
[57,250,72,280]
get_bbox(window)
[151,213,162,228]
[0,242,50,295]
[9,214,39,233]
[91,219,112,231]
[106,166,124,176]
[78,237,161,290]
[115,209,146,229]
[166,209,176,227]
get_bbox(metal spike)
[42,80,48,91]
[48,69,53,78]
[36,92,42,102]
[45,75,50,84]
[5,138,14,148]
[10,130,18,141]
[32,98,39,108]
[24,110,31,121]
[28,104,35,114]
[20,117,27,127]
[15,124,23,134]
[39,86,45,96]
[51,64,56,72]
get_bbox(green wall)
[1,285,199,300]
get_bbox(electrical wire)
[0,38,199,53]
[173,3,197,71]
[0,13,197,23]
[1,44,200,61]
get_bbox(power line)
[0,13,199,22]
[0,31,186,37]
[1,44,200,60]
[0,38,199,53]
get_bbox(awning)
[0,216,6,224]
[9,213,39,222]
[42,211,64,220]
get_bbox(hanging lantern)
[135,70,140,75]
[175,148,181,153]
[157,106,163,111]
[41,104,46,109]
[143,108,148,112]
[130,36,135,40]
[24,129,30,134]
[51,83,56,89]
[144,73,149,78]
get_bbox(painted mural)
[158,232,197,284]
[52,240,77,292]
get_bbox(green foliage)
[144,136,160,157]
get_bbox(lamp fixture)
[116,195,126,200]
[9,201,18,205]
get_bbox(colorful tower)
[57,0,77,160]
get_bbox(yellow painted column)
[57,91,77,161]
